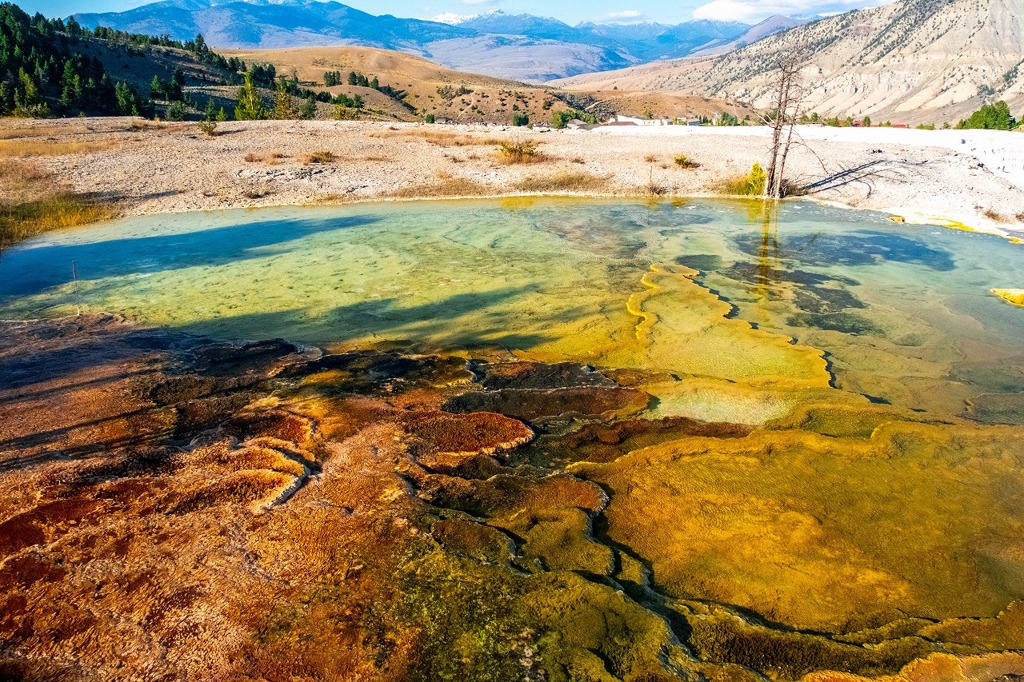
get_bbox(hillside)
[0,3,240,119]
[420,36,633,82]
[220,46,573,124]
[557,0,1024,125]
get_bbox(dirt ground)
[6,117,1023,237]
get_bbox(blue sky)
[23,0,892,25]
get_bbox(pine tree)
[0,82,12,116]
[234,71,268,120]
[14,68,48,117]
[114,81,141,116]
[273,77,295,119]
[204,97,216,121]
[299,95,317,119]
[166,100,186,121]
[150,75,164,100]
[60,59,79,109]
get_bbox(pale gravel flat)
[10,117,1024,237]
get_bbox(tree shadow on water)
[733,230,956,271]
[0,214,381,300]
[0,285,565,400]
[0,283,573,469]
[168,285,567,351]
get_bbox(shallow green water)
[1,198,1022,422]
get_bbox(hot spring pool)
[1,198,1022,423]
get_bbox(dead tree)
[762,55,805,199]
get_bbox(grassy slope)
[221,45,572,124]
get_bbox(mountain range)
[556,0,1024,125]
[71,0,798,81]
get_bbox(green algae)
[570,416,1024,633]
[682,601,935,680]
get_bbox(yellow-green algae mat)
[992,288,1024,307]
[3,198,1024,680]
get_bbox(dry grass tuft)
[983,208,1006,222]
[644,154,659,163]
[128,119,167,132]
[514,172,609,194]
[0,140,119,157]
[0,158,114,249]
[391,172,491,198]
[197,120,218,137]
[300,150,335,164]
[393,130,490,147]
[644,181,669,197]
[1,193,113,249]
[721,163,767,196]
[245,151,288,164]
[497,140,540,164]
[0,158,49,188]
[241,184,274,200]
[0,125,64,140]
[674,154,698,169]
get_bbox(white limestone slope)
[556,0,1024,127]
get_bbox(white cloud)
[692,0,892,23]
[607,9,642,19]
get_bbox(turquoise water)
[1,198,1022,421]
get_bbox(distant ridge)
[73,0,472,52]
[691,15,803,57]
[72,0,769,81]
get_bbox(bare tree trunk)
[773,117,797,198]
[765,70,787,196]
[763,55,803,199]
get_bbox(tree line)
[233,71,371,121]
[323,70,380,89]
[956,101,1018,131]
[0,2,251,117]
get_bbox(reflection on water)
[1,198,1023,422]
